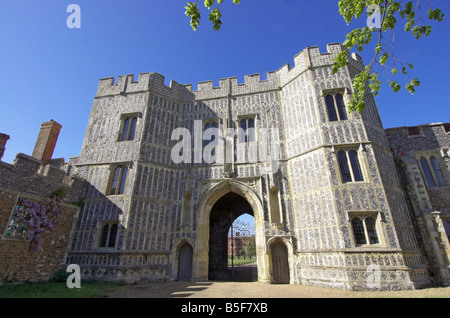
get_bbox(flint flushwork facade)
[1,43,449,290]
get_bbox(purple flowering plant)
[5,196,63,252]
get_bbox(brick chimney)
[0,133,10,161]
[32,119,62,165]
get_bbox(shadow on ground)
[107,281,450,298]
[107,281,215,298]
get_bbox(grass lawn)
[228,256,256,266]
[0,281,121,298]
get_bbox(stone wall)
[68,43,434,289]
[0,153,84,284]
[385,123,450,285]
[0,188,80,284]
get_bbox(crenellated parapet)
[96,73,192,101]
[94,43,364,102]
[184,72,279,100]
[0,153,85,203]
[277,43,364,86]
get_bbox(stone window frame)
[443,123,450,134]
[202,118,221,148]
[407,126,424,138]
[106,163,130,196]
[237,114,257,144]
[416,151,448,188]
[333,145,368,184]
[117,112,142,142]
[95,220,119,249]
[3,197,27,241]
[321,88,350,122]
[347,211,383,248]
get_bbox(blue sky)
[0,0,449,165]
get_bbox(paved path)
[107,281,450,298]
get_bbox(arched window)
[326,95,338,122]
[348,150,363,182]
[110,167,122,194]
[120,116,138,141]
[352,218,366,245]
[351,215,380,246]
[121,118,130,141]
[129,117,137,141]
[420,157,436,187]
[109,166,129,195]
[338,151,352,183]
[248,118,255,142]
[211,122,218,145]
[335,94,347,120]
[240,117,256,143]
[118,167,128,195]
[100,224,109,247]
[108,224,118,248]
[365,217,379,244]
[325,93,347,121]
[204,123,211,147]
[337,150,364,183]
[99,222,119,248]
[430,156,445,186]
[240,119,248,142]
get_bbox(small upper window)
[337,149,364,183]
[120,116,138,141]
[420,156,446,187]
[408,126,421,137]
[444,123,450,134]
[239,117,256,143]
[109,166,128,195]
[204,121,219,147]
[325,93,347,122]
[430,156,446,186]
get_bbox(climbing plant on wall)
[5,192,64,252]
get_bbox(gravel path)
[107,281,450,298]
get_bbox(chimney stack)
[0,133,10,161]
[32,119,62,165]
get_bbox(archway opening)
[208,192,257,281]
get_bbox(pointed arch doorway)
[193,180,269,283]
[208,192,256,281]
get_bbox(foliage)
[185,0,240,31]
[184,1,444,113]
[334,0,444,112]
[5,196,63,252]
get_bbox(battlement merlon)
[0,153,85,202]
[95,73,191,101]
[277,43,364,86]
[94,43,365,100]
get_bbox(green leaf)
[209,7,222,31]
[389,80,401,93]
[379,53,389,65]
[204,0,214,9]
